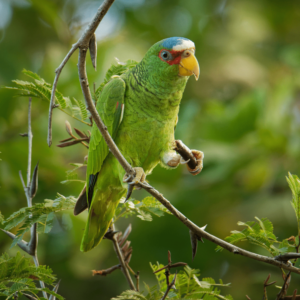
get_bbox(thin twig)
[47,0,116,146]
[32,255,47,299]
[135,271,140,292]
[277,271,292,300]
[27,98,32,191]
[92,265,121,276]
[161,272,176,300]
[25,100,47,299]
[110,224,136,290]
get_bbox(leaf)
[116,197,172,223]
[3,195,76,247]
[286,172,300,235]
[216,218,280,255]
[111,290,147,300]
[0,252,57,289]
[3,70,90,126]
[29,162,39,198]
[148,263,231,300]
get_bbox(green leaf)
[111,290,147,300]
[2,194,76,247]
[286,172,300,235]
[147,263,231,300]
[3,70,91,126]
[0,252,57,285]
[216,218,280,256]
[115,197,172,223]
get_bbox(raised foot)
[186,150,204,176]
[123,167,147,202]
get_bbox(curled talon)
[123,167,146,201]
[180,157,190,165]
[124,184,134,202]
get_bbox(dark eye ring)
[160,50,173,61]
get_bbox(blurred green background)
[1,0,300,299]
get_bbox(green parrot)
[74,37,203,252]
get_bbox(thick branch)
[47,0,116,146]
[274,253,300,262]
[137,182,300,275]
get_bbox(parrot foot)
[123,167,146,202]
[186,150,204,176]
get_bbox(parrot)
[74,37,204,252]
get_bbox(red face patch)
[158,49,183,65]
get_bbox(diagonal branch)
[74,15,300,277]
[47,0,116,146]
[49,0,300,284]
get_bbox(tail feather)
[80,189,123,252]
[74,185,88,216]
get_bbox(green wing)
[86,76,126,205]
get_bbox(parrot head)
[141,37,200,83]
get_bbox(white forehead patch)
[172,39,195,51]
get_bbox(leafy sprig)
[4,69,90,126]
[115,197,172,222]
[2,194,76,247]
[0,252,62,300]
[112,264,232,300]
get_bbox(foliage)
[217,174,300,256]
[2,194,76,248]
[0,252,62,300]
[3,69,90,126]
[286,172,300,236]
[115,197,172,222]
[216,217,295,256]
[2,1,300,298]
[113,264,232,300]
[61,163,86,185]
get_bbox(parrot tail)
[80,189,123,252]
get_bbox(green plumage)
[81,39,191,252]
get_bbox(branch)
[3,99,49,299]
[77,45,133,176]
[110,224,136,290]
[174,140,198,170]
[137,181,300,275]
[73,17,300,276]
[47,0,116,146]
[49,0,300,283]
[274,253,300,262]
[92,265,121,276]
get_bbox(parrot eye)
[160,50,173,61]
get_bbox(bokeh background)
[1,0,300,299]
